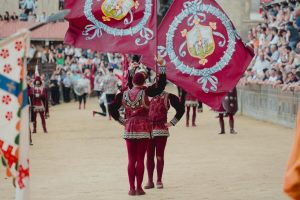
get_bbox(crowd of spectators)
[242,0,300,92]
[27,43,124,106]
[0,0,62,22]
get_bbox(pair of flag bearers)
[109,56,185,196]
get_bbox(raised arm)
[145,66,167,97]
[108,92,125,125]
[168,93,185,126]
[127,68,134,89]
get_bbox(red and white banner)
[65,0,157,65]
[144,0,254,109]
[0,30,30,200]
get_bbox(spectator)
[27,11,35,22]
[94,71,105,99]
[11,12,18,21]
[59,0,64,10]
[39,12,47,23]
[268,68,278,83]
[3,11,10,21]
[0,15,3,21]
[23,0,36,15]
[266,44,280,63]
[270,27,279,45]
[19,9,28,21]
[62,72,72,103]
[286,22,300,49]
[253,50,271,76]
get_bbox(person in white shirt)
[253,50,271,76]
[23,0,35,15]
[270,27,279,45]
[265,44,280,64]
[96,66,119,117]
[74,73,91,110]
[268,68,278,82]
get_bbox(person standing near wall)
[216,87,238,134]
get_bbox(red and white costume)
[145,91,184,189]
[29,77,49,133]
[109,67,166,196]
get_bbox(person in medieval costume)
[217,87,238,134]
[27,76,33,145]
[184,92,198,127]
[144,90,185,189]
[29,76,49,133]
[109,57,166,196]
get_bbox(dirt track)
[0,86,295,200]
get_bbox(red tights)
[186,106,197,126]
[126,139,149,190]
[146,137,168,183]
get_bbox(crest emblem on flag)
[83,0,153,45]
[182,20,218,65]
[158,0,239,93]
[101,0,138,21]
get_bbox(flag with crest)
[144,0,254,109]
[64,0,157,65]
[0,30,30,200]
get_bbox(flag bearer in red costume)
[217,87,238,134]
[29,76,49,133]
[144,90,185,190]
[109,57,166,196]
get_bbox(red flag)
[143,0,254,109]
[64,0,156,65]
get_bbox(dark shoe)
[144,182,154,189]
[156,182,164,189]
[136,188,146,195]
[219,132,225,134]
[192,123,196,127]
[230,129,237,134]
[128,189,136,196]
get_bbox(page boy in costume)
[109,57,166,196]
[29,76,49,133]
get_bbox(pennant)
[0,30,30,200]
[64,0,157,65]
[144,0,254,109]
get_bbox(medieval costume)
[109,65,166,196]
[144,91,184,190]
[27,78,33,145]
[185,92,198,127]
[29,77,49,133]
[217,87,238,134]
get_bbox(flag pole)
[155,0,158,84]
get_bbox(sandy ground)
[0,86,295,200]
